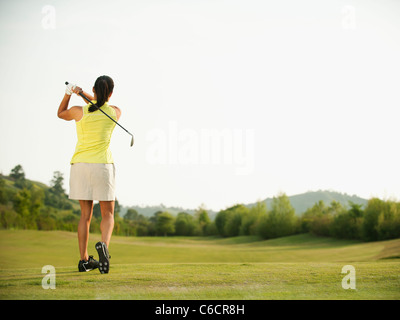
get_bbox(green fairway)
[0,230,399,299]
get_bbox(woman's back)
[71,102,117,164]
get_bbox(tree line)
[213,196,400,242]
[1,165,399,242]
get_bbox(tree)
[195,206,211,235]
[45,171,73,210]
[12,188,38,229]
[0,177,7,204]
[13,188,31,218]
[215,209,228,236]
[331,202,363,240]
[49,171,66,196]
[224,209,242,237]
[135,215,151,236]
[121,208,140,236]
[10,165,25,181]
[376,201,400,240]
[10,165,26,188]
[258,193,296,239]
[215,205,237,237]
[215,204,250,237]
[175,212,196,236]
[300,200,336,236]
[224,205,249,237]
[362,198,384,241]
[124,208,139,221]
[29,184,45,220]
[361,199,400,241]
[155,212,175,236]
[240,201,266,236]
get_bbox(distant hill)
[0,173,80,211]
[122,190,368,219]
[256,190,368,215]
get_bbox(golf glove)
[65,83,76,95]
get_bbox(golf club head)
[130,134,134,147]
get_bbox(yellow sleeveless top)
[70,102,116,164]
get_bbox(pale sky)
[0,0,399,211]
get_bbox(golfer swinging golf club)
[58,75,120,274]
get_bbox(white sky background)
[0,0,399,211]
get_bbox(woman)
[58,75,121,274]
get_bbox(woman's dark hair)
[89,75,114,112]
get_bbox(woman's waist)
[71,144,113,163]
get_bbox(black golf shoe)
[95,241,110,274]
[78,255,99,272]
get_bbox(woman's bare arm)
[111,106,121,121]
[57,93,83,121]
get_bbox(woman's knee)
[99,201,115,218]
[101,211,114,220]
[80,213,92,224]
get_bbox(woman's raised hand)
[65,83,76,95]
[72,86,83,95]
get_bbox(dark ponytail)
[89,75,114,112]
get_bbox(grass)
[0,230,399,300]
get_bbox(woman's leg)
[99,200,115,247]
[78,200,94,261]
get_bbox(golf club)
[65,81,134,147]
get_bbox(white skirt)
[69,163,116,201]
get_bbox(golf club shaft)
[80,93,133,136]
